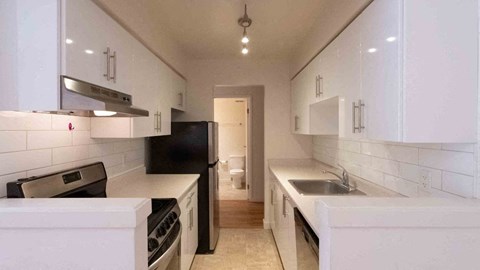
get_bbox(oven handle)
[149,224,182,270]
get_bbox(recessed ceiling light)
[65,38,73,44]
[85,49,94,54]
[368,48,377,53]
[242,47,249,55]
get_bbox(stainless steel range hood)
[57,76,149,117]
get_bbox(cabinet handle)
[103,47,111,81]
[189,208,193,230]
[154,112,158,131]
[294,115,299,131]
[110,51,117,83]
[352,102,359,133]
[282,194,286,217]
[315,76,319,98]
[319,76,324,96]
[178,93,183,107]
[270,189,274,205]
[157,111,162,132]
[358,99,365,132]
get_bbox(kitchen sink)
[288,179,366,196]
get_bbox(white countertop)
[107,167,200,202]
[268,159,399,234]
[316,197,480,228]
[0,198,151,228]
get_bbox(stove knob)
[163,221,171,230]
[157,226,167,237]
[171,212,178,220]
[148,238,159,252]
[168,215,174,225]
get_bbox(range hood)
[56,76,149,117]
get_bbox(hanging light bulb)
[241,28,249,44]
[242,45,249,55]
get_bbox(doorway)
[214,98,249,201]
[214,85,265,228]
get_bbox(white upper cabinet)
[62,0,134,94]
[171,71,187,111]
[360,0,402,142]
[291,0,478,143]
[361,0,478,143]
[336,15,362,140]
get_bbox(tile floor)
[191,229,284,270]
[219,177,248,200]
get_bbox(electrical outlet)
[419,169,432,191]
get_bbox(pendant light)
[238,4,252,55]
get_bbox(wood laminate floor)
[220,200,264,228]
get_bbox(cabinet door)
[187,186,198,267]
[157,61,172,135]
[171,71,186,111]
[337,13,363,139]
[179,195,189,270]
[284,197,297,270]
[291,70,310,134]
[269,180,276,230]
[361,0,401,142]
[62,0,111,88]
[318,39,339,100]
[131,43,159,138]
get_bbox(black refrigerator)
[145,121,219,254]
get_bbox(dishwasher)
[294,208,319,269]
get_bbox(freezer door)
[208,163,220,250]
[208,122,219,164]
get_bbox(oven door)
[149,224,181,270]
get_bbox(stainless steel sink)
[288,179,366,196]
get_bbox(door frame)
[213,85,265,202]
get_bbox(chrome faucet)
[322,164,353,191]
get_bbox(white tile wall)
[0,112,145,197]
[313,136,477,198]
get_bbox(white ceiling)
[151,0,328,59]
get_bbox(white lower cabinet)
[271,180,297,270]
[179,183,198,270]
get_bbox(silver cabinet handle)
[315,76,319,98]
[352,100,365,133]
[154,112,158,131]
[111,51,117,83]
[294,115,299,131]
[178,93,183,107]
[282,194,286,217]
[189,208,193,230]
[352,102,359,133]
[103,47,111,81]
[359,99,365,131]
[157,111,162,132]
[270,189,274,205]
[319,76,323,96]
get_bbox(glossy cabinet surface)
[271,180,297,270]
[62,0,134,94]
[179,183,198,270]
[291,0,477,143]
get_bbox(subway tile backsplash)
[313,136,477,198]
[0,112,144,197]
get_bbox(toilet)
[228,155,245,189]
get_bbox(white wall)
[289,0,371,78]
[313,136,476,198]
[0,112,144,198]
[214,98,247,161]
[174,59,313,201]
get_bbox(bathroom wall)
[0,112,144,198]
[214,98,247,180]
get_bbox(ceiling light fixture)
[238,4,252,55]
